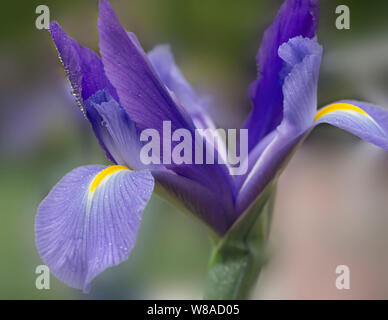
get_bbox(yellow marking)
[315,103,368,122]
[90,165,129,192]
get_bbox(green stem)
[204,184,276,299]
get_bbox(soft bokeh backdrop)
[1,0,388,299]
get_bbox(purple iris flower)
[36,0,388,292]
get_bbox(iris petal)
[147,44,216,131]
[243,0,320,151]
[86,91,234,233]
[147,44,229,169]
[315,101,388,149]
[236,36,322,214]
[278,36,322,134]
[49,21,118,162]
[97,0,235,217]
[35,165,154,292]
[85,90,152,171]
[98,0,194,135]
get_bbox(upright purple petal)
[243,0,319,151]
[97,0,235,215]
[49,21,119,162]
[49,21,119,106]
[35,165,154,292]
[98,0,194,135]
[236,36,322,214]
[147,45,217,131]
[148,44,230,167]
[278,36,322,134]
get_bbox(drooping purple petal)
[98,0,194,135]
[315,101,388,150]
[35,165,154,292]
[236,36,322,214]
[243,0,319,151]
[49,21,118,162]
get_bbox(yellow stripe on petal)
[314,103,369,122]
[90,165,129,192]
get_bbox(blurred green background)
[1,0,388,299]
